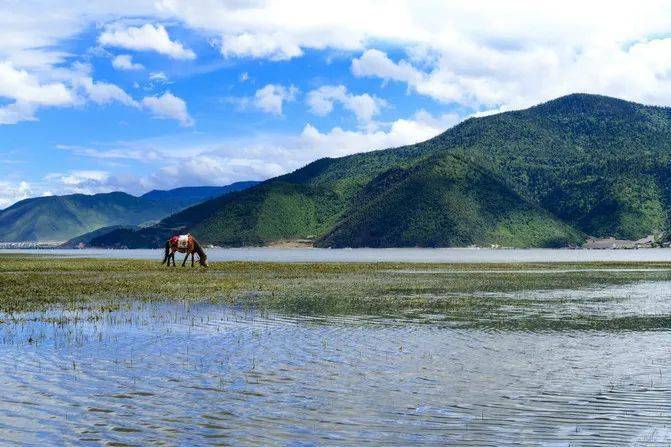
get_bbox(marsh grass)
[2,255,671,330]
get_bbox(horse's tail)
[162,240,170,264]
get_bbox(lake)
[3,273,671,445]
[6,246,671,263]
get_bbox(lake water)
[4,278,671,445]
[6,247,671,263]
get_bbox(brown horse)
[162,234,208,267]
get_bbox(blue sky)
[2,1,671,206]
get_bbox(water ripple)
[1,299,671,445]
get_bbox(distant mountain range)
[140,183,258,209]
[90,93,671,249]
[0,181,259,243]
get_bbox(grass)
[2,255,671,332]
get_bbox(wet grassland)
[3,255,671,331]
[4,255,671,445]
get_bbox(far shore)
[0,239,669,251]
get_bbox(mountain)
[140,182,259,209]
[0,183,258,243]
[92,94,671,248]
[0,192,171,242]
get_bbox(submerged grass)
[2,255,671,331]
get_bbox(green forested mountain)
[0,183,258,242]
[93,94,671,248]
[0,192,174,242]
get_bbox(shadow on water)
[3,275,671,445]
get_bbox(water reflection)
[2,287,671,445]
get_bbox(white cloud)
[149,71,169,83]
[218,32,303,61]
[253,84,298,115]
[298,110,461,157]
[99,23,196,60]
[157,156,284,189]
[41,170,142,196]
[307,85,386,123]
[0,61,73,123]
[352,49,422,85]
[141,92,194,126]
[0,181,32,208]
[0,62,72,105]
[52,170,110,187]
[56,144,154,160]
[72,77,137,106]
[0,53,135,124]
[112,54,144,71]
[0,101,38,125]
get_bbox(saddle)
[176,234,189,249]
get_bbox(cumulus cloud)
[218,32,303,61]
[307,85,386,123]
[253,84,298,115]
[298,110,461,157]
[99,23,196,60]
[0,181,32,208]
[0,62,72,105]
[352,49,424,87]
[111,54,144,71]
[141,92,194,126]
[0,61,73,123]
[52,170,110,187]
[72,77,137,106]
[0,56,136,123]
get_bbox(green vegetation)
[3,255,671,331]
[321,153,582,247]
[97,94,671,248]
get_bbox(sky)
[3,1,671,207]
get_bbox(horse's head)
[199,257,209,268]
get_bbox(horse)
[162,234,208,267]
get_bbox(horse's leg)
[191,252,195,267]
[171,252,176,266]
[182,252,189,267]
